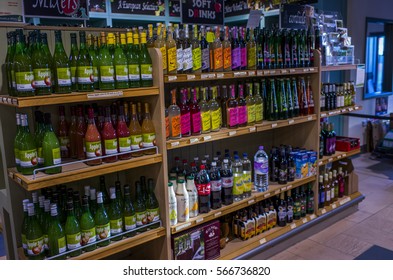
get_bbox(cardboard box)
[331,157,358,195]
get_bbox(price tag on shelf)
[168,76,177,81]
[248,199,255,205]
[275,189,280,195]
[214,211,222,217]
[228,131,237,136]
[339,197,351,205]
[281,70,288,74]
[170,141,180,147]
[343,153,347,158]
[337,155,342,159]
[234,71,247,77]
[249,127,256,132]
[175,222,192,232]
[270,70,276,75]
[257,70,263,76]
[16,177,22,184]
[271,123,278,128]
[1,97,6,103]
[332,203,337,209]
[187,75,196,80]
[8,171,14,179]
[248,71,256,76]
[290,223,297,229]
[189,138,199,144]
[355,106,359,110]
[203,135,212,141]
[201,73,216,79]
[12,99,18,106]
[87,91,123,99]
[302,218,308,224]
[264,193,271,198]
[321,113,327,117]
[7,98,12,104]
[288,119,295,124]
[309,68,315,72]
[348,107,354,111]
[281,186,287,191]
[217,73,224,78]
[264,70,270,75]
[318,161,323,166]
[321,209,327,214]
[328,111,334,115]
[196,218,204,224]
[303,68,309,72]
[328,158,333,162]
[310,214,316,220]
[259,238,267,245]
[290,69,296,73]
[308,116,313,121]
[287,185,293,190]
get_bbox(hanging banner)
[89,0,106,13]
[181,0,224,25]
[23,0,89,19]
[169,0,181,17]
[0,0,23,22]
[280,4,307,29]
[224,0,249,18]
[111,0,166,16]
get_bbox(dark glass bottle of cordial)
[278,148,288,185]
[231,27,241,71]
[285,78,294,118]
[318,175,325,209]
[267,78,278,121]
[239,27,247,70]
[277,192,287,227]
[261,79,268,120]
[282,29,291,69]
[307,27,315,67]
[306,183,315,214]
[277,78,288,120]
[274,29,283,69]
[300,185,307,217]
[286,190,294,224]
[256,28,264,70]
[330,84,337,110]
[209,161,222,210]
[270,147,279,182]
[293,188,301,220]
[220,85,228,128]
[299,77,309,116]
[237,84,247,127]
[291,78,300,117]
[290,30,298,68]
[195,165,211,213]
[200,26,210,73]
[268,29,276,69]
[220,158,234,205]
[227,85,238,129]
[287,151,296,182]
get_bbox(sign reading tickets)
[181,0,224,25]
[0,0,23,22]
[23,0,89,19]
[111,0,165,16]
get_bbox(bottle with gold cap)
[76,31,94,92]
[98,32,115,90]
[87,34,99,89]
[166,23,177,75]
[139,31,153,87]
[120,33,127,54]
[147,24,155,48]
[174,24,183,74]
[191,25,201,74]
[182,24,193,74]
[107,32,115,57]
[127,31,141,88]
[141,102,156,155]
[154,23,167,74]
[114,32,129,89]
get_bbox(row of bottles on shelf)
[14,101,156,175]
[225,183,314,241]
[21,176,160,260]
[165,77,315,139]
[5,28,153,97]
[151,23,321,74]
[320,82,356,111]
[318,168,346,208]
[319,121,336,159]
[168,147,269,225]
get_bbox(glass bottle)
[72,191,82,224]
[267,78,278,121]
[166,24,177,75]
[19,114,38,175]
[139,32,153,87]
[175,24,184,74]
[209,86,221,132]
[134,181,147,231]
[277,78,288,120]
[247,28,257,70]
[14,113,22,171]
[34,111,45,168]
[200,26,210,73]
[129,104,143,156]
[98,32,115,90]
[191,24,202,73]
[76,31,94,92]
[47,203,66,259]
[126,31,140,88]
[87,34,99,90]
[21,199,29,256]
[168,182,178,226]
[179,88,191,137]
[64,201,81,257]
[239,27,247,70]
[108,187,123,241]
[220,85,228,128]
[141,103,156,154]
[95,192,110,247]
[89,188,98,217]
[307,76,315,114]
[147,24,155,48]
[291,78,300,117]
[231,27,241,71]
[199,87,211,134]
[5,31,15,96]
[222,26,232,72]
[176,179,190,222]
[182,24,193,73]
[75,106,86,160]
[26,203,45,260]
[31,30,52,95]
[154,23,167,74]
[99,176,110,211]
[190,88,202,135]
[237,84,247,127]
[80,196,96,252]
[227,84,238,128]
[212,26,223,72]
[246,83,256,125]
[277,192,287,227]
[117,105,132,160]
[68,106,77,159]
[168,89,181,139]
[57,106,69,159]
[318,175,325,208]
[42,113,62,174]
[123,185,136,237]
[101,106,118,163]
[254,82,263,124]
[85,107,102,166]
[113,33,129,89]
[53,30,72,93]
[146,178,160,227]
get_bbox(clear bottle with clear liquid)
[254,146,269,192]
[232,155,244,201]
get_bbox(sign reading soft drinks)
[23,0,89,19]
[181,0,224,25]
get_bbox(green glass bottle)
[42,199,51,254]
[115,181,124,211]
[254,82,263,124]
[134,181,147,232]
[139,32,153,87]
[47,203,66,259]
[99,176,110,212]
[123,184,136,237]
[98,32,115,90]
[14,113,22,172]
[87,34,99,90]
[89,187,98,218]
[19,114,38,175]
[127,32,141,88]
[5,31,16,96]
[65,201,82,257]
[42,113,62,174]
[53,30,72,94]
[31,30,52,95]
[95,192,111,247]
[26,202,45,260]
[114,33,129,89]
[40,33,52,60]
[21,199,30,256]
[267,79,278,121]
[73,191,82,222]
[13,29,35,97]
[246,83,256,125]
[76,31,94,92]
[69,33,78,91]
[277,79,288,120]
[80,196,97,252]
[146,178,160,228]
[247,28,257,70]
[109,187,123,241]
[34,111,45,168]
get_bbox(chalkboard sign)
[23,0,89,19]
[111,0,165,16]
[181,0,224,25]
[224,0,249,18]
[169,0,181,17]
[280,4,307,29]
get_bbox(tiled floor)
[269,152,393,260]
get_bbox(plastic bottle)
[232,155,244,202]
[254,146,269,192]
[186,176,199,218]
[209,161,222,209]
[242,153,252,198]
[220,158,234,205]
[168,182,177,226]
[194,165,211,213]
[175,179,190,222]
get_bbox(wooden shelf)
[321,64,357,72]
[320,105,363,118]
[0,87,159,108]
[18,227,166,260]
[164,67,319,83]
[318,149,361,167]
[23,25,128,32]
[166,114,317,150]
[317,192,363,216]
[8,154,163,191]
[171,175,316,234]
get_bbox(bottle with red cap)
[194,164,211,213]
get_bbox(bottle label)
[56,67,72,86]
[66,232,82,250]
[255,103,263,122]
[19,149,38,167]
[240,47,247,68]
[171,115,181,138]
[242,171,252,193]
[96,223,111,240]
[110,218,123,234]
[211,179,222,192]
[201,48,210,71]
[81,227,97,245]
[279,168,287,182]
[142,133,156,148]
[183,47,193,71]
[92,66,99,82]
[254,161,268,174]
[130,134,143,150]
[37,147,44,165]
[104,139,118,155]
[319,190,325,204]
[165,115,170,138]
[128,64,140,81]
[227,107,238,127]
[222,176,234,188]
[124,215,137,230]
[247,47,256,68]
[233,174,244,195]
[188,192,199,214]
[27,236,44,256]
[278,207,286,222]
[85,141,102,158]
[211,108,221,131]
[52,147,62,165]
[15,71,34,92]
[238,105,247,125]
[191,112,201,133]
[140,64,153,80]
[287,206,294,220]
[33,68,52,88]
[115,65,129,81]
[177,47,184,71]
[213,47,223,70]
[160,46,167,70]
[14,148,20,165]
[180,113,191,135]
[224,47,232,69]
[136,211,147,226]
[167,47,177,73]
[196,182,211,196]
[192,47,202,71]
[247,104,255,123]
[201,111,211,132]
[176,196,189,222]
[22,233,27,250]
[119,136,132,152]
[77,66,94,84]
[57,236,67,253]
[147,207,160,223]
[307,197,314,211]
[232,48,241,69]
[71,66,77,83]
[59,136,70,153]
[99,65,115,83]
[169,202,177,224]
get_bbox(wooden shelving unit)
[318,149,361,167]
[321,64,357,72]
[320,105,363,118]
[317,192,363,216]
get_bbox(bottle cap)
[178,179,185,184]
[200,165,205,170]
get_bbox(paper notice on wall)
[247,9,262,29]
[356,64,365,88]
[0,0,23,22]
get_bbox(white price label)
[217,73,224,78]
[355,106,359,110]
[275,189,280,195]
[249,127,256,132]
[288,119,295,124]
[310,214,316,220]
[260,238,267,245]
[328,158,333,162]
[303,68,309,72]
[281,186,287,191]
[271,123,278,128]
[337,155,342,159]
[170,141,180,147]
[248,71,256,76]
[281,70,288,74]
[196,218,204,224]
[87,91,123,99]
[7,98,12,104]
[321,209,327,214]
[309,68,315,72]
[287,185,293,190]
[332,204,337,209]
[214,211,222,217]
[318,161,323,166]
[187,75,196,80]
[343,154,347,158]
[257,71,263,76]
[341,109,347,113]
[339,197,351,205]
[270,70,276,75]
[228,131,237,136]
[290,69,296,73]
[201,73,215,79]
[175,222,192,232]
[203,135,212,141]
[234,71,247,77]
[264,193,271,198]
[248,199,255,205]
[308,116,313,121]
[189,138,199,144]
[321,113,327,117]
[349,108,354,111]
[290,223,297,229]
[8,172,14,179]
[17,177,22,184]
[302,218,308,224]
[168,76,177,81]
[264,71,270,75]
